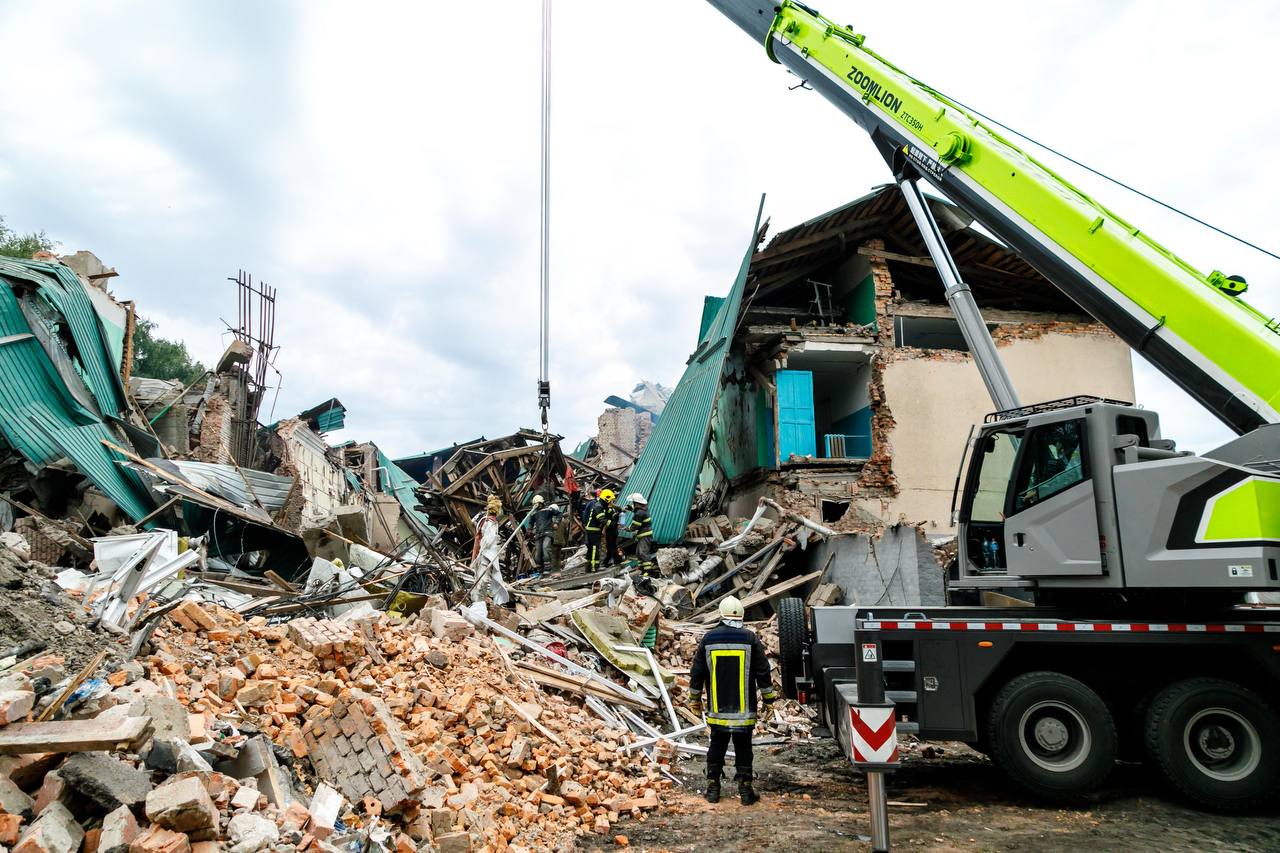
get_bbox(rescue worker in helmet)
[585,489,619,572]
[626,493,655,577]
[527,494,563,576]
[688,595,777,805]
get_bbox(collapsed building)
[575,381,670,478]
[626,185,1135,606]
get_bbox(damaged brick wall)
[195,395,232,464]
[860,239,899,497]
[592,408,651,476]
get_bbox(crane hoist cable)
[536,0,552,429]
[920,84,1280,265]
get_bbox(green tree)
[0,215,56,258]
[132,318,207,384]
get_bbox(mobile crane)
[706,0,1280,811]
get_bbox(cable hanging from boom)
[536,0,552,429]
[924,87,1280,264]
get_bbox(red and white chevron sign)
[849,704,899,765]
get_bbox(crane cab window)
[960,428,1022,572]
[968,431,1022,522]
[1010,419,1088,514]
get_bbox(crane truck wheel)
[1143,677,1280,812]
[986,671,1117,800]
[777,597,806,700]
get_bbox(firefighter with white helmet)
[688,595,777,805]
[625,493,656,577]
[527,494,562,575]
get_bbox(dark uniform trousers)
[707,725,754,781]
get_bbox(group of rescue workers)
[467,488,777,806]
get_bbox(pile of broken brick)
[0,591,675,853]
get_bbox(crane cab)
[952,396,1280,604]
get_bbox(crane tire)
[777,596,806,700]
[1144,677,1280,812]
[986,671,1116,800]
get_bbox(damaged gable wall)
[860,241,1135,536]
[704,188,1136,545]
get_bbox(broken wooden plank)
[0,716,152,755]
[738,570,823,610]
[37,650,107,722]
[700,570,824,624]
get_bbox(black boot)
[704,777,721,803]
[738,777,759,805]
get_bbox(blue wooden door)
[777,370,816,461]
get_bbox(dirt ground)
[608,737,1280,853]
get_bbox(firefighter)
[687,595,777,805]
[585,489,618,572]
[626,493,655,577]
[527,495,562,576]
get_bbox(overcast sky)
[1,0,1277,458]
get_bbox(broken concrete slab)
[61,751,152,812]
[0,716,152,755]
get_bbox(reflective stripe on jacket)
[628,506,653,539]
[586,502,617,534]
[689,621,776,728]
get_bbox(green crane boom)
[707,0,1280,435]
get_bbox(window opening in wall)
[821,499,850,523]
[894,315,998,351]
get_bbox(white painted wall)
[861,331,1136,535]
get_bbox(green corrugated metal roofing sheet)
[375,448,437,538]
[0,259,153,520]
[698,296,724,341]
[623,198,764,544]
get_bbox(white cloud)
[1,0,1276,460]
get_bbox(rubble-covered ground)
[0,533,127,672]
[625,739,1280,852]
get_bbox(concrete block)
[0,775,35,817]
[229,786,259,811]
[61,752,152,811]
[140,696,191,743]
[226,813,278,853]
[13,802,83,853]
[0,690,35,725]
[430,610,473,642]
[307,783,342,840]
[144,777,218,834]
[215,736,270,779]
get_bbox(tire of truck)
[1143,677,1280,812]
[777,596,806,700]
[986,671,1117,800]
